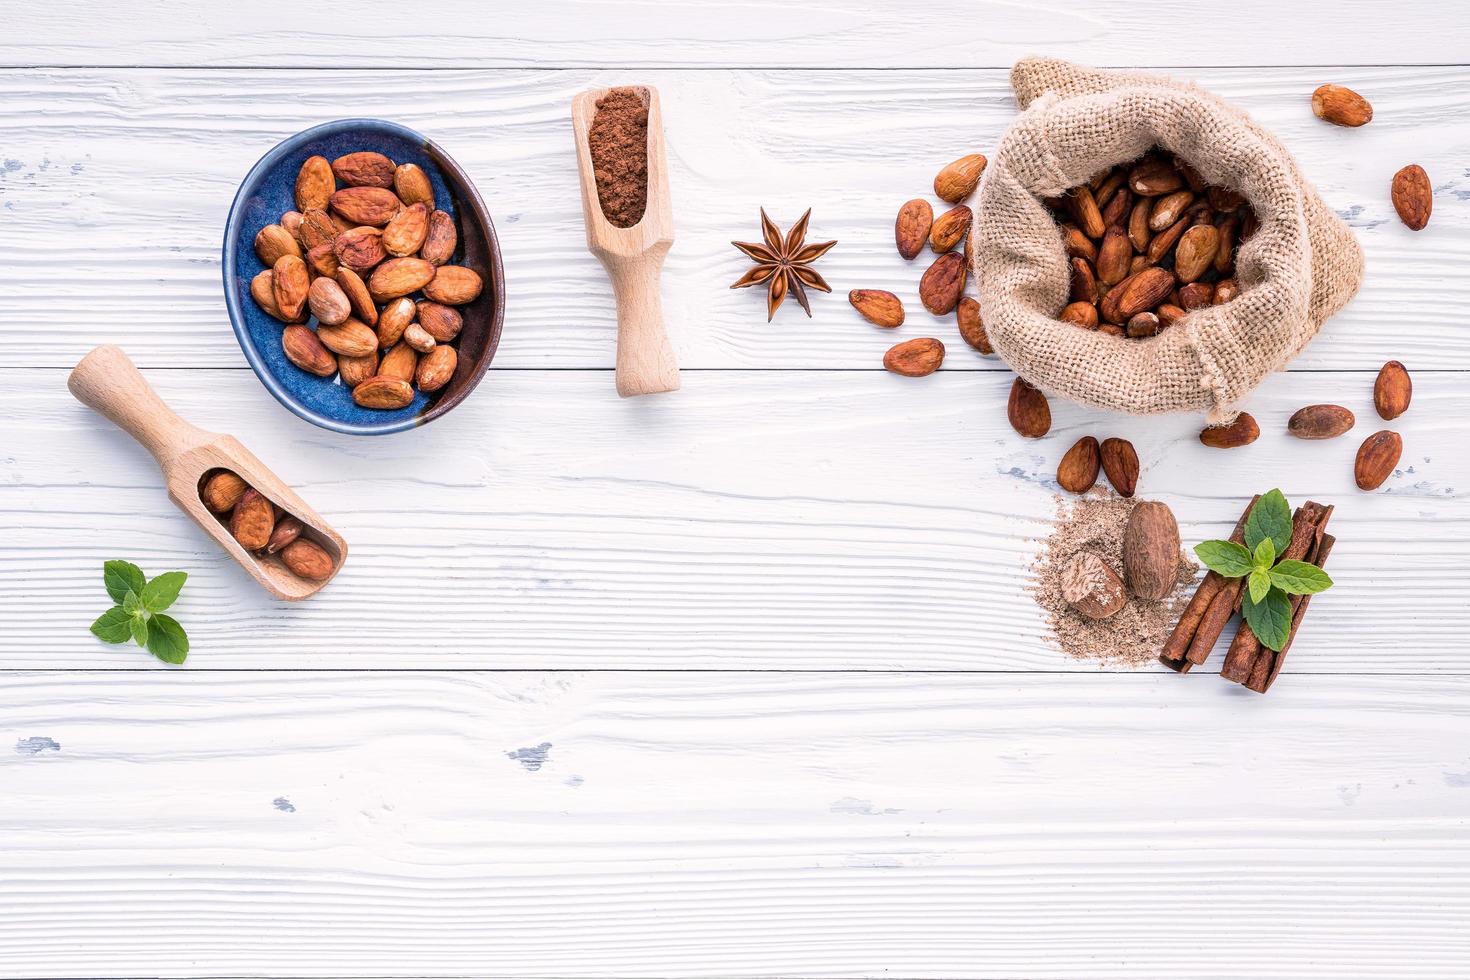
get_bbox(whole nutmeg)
[1057,436,1101,494]
[848,289,905,328]
[1373,360,1412,420]
[1122,500,1180,601]
[883,338,944,377]
[893,199,929,262]
[1007,377,1051,438]
[1060,551,1127,620]
[934,153,986,204]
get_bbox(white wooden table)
[3,3,1468,976]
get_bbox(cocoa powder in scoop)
[588,87,649,228]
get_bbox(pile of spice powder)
[1031,489,1197,667]
[587,87,649,228]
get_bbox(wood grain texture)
[4,0,1468,67]
[3,670,1467,978]
[5,367,1462,670]
[0,67,1466,371]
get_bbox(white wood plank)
[4,0,1467,68]
[3,670,1467,978]
[1,67,1466,371]
[3,366,1461,670]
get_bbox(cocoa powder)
[1032,489,1196,667]
[588,87,649,228]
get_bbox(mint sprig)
[89,562,190,664]
[1193,490,1334,652]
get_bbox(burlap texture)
[974,58,1363,420]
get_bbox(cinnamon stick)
[1246,533,1336,694]
[1219,502,1331,684]
[1159,494,1259,671]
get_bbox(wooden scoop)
[68,345,347,600]
[572,84,680,397]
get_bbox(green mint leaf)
[1194,540,1254,578]
[1253,536,1276,570]
[1242,587,1293,652]
[90,606,133,644]
[145,614,189,664]
[103,560,146,604]
[1248,569,1271,605]
[122,590,143,615]
[1270,559,1334,596]
[141,571,187,612]
[130,613,150,648]
[1245,489,1293,557]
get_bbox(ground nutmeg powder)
[587,87,649,228]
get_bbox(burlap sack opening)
[974,58,1363,421]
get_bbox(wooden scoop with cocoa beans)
[571,84,680,397]
[68,345,347,600]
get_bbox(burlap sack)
[973,58,1363,420]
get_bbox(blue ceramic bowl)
[223,119,504,435]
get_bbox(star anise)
[730,208,837,320]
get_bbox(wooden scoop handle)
[605,249,680,398]
[68,345,215,465]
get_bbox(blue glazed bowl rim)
[222,118,500,436]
